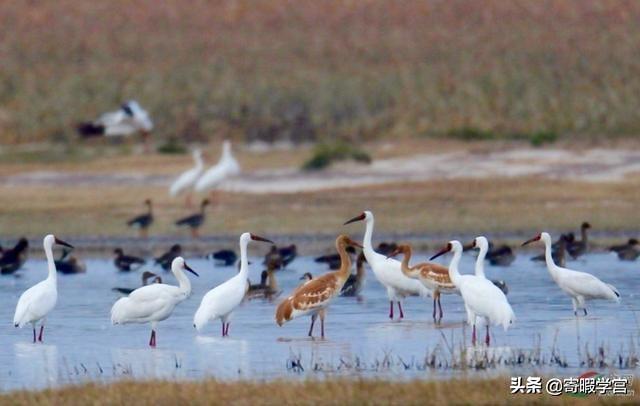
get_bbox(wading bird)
[127,199,154,238]
[55,248,86,274]
[169,148,205,207]
[472,237,509,295]
[112,271,162,295]
[315,246,356,270]
[523,232,620,316]
[194,140,240,199]
[431,240,515,346]
[113,248,146,272]
[340,252,367,297]
[275,235,362,338]
[13,235,73,342]
[111,257,198,347]
[247,265,280,301]
[388,244,455,323]
[344,211,430,320]
[531,233,568,267]
[175,199,210,238]
[193,233,273,336]
[0,237,29,275]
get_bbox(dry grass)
[2,378,638,405]
[2,1,640,143]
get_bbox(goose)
[127,199,153,238]
[113,248,146,272]
[0,237,29,275]
[206,249,237,266]
[609,238,639,261]
[111,257,198,347]
[13,235,73,342]
[485,243,515,267]
[247,265,281,301]
[175,199,210,238]
[531,233,567,267]
[54,248,86,274]
[315,246,356,270]
[431,240,515,346]
[340,252,367,297]
[275,235,361,338]
[112,271,162,295]
[169,149,205,207]
[155,244,182,271]
[193,233,273,336]
[194,140,241,196]
[567,222,591,259]
[263,245,297,270]
[344,211,430,319]
[523,232,620,316]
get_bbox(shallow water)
[0,252,638,391]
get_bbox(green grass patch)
[302,140,371,171]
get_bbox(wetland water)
[0,252,638,391]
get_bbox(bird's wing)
[175,214,200,226]
[14,281,56,326]
[170,167,202,196]
[289,273,341,312]
[194,165,227,191]
[558,269,619,300]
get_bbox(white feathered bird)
[431,240,515,346]
[111,256,198,347]
[13,234,73,343]
[194,140,240,193]
[344,211,431,320]
[77,100,153,138]
[523,232,620,316]
[169,149,205,205]
[193,232,273,336]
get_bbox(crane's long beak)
[430,246,450,261]
[184,262,199,277]
[54,237,74,249]
[521,236,539,246]
[251,234,274,244]
[344,213,365,225]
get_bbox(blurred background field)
[2,0,640,145]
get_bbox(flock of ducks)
[10,210,624,347]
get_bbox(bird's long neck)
[194,153,203,169]
[267,269,278,291]
[337,244,353,280]
[45,243,57,282]
[544,238,560,279]
[399,249,417,278]
[356,253,366,279]
[581,227,588,244]
[239,240,249,279]
[475,244,487,278]
[147,203,153,216]
[363,218,375,257]
[448,249,462,285]
[174,269,192,294]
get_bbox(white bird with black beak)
[13,234,73,343]
[111,256,199,347]
[193,232,274,336]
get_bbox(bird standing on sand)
[113,248,146,272]
[13,235,73,343]
[127,199,154,238]
[169,148,205,207]
[155,244,182,271]
[0,237,29,275]
[523,232,620,316]
[275,235,362,338]
[344,211,430,320]
[175,199,210,238]
[193,233,274,336]
[431,240,515,346]
[111,257,198,347]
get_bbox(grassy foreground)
[3,378,638,405]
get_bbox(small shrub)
[529,130,558,147]
[447,127,496,141]
[302,141,372,171]
[157,138,187,154]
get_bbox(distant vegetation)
[2,1,640,145]
[302,140,371,170]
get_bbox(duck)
[169,148,205,207]
[247,265,281,301]
[340,252,367,297]
[77,100,153,144]
[127,199,153,238]
[54,248,86,274]
[523,232,620,316]
[0,237,29,275]
[275,235,362,338]
[175,199,210,238]
[609,238,639,261]
[315,246,356,270]
[113,248,146,272]
[155,244,182,271]
[485,243,515,267]
[193,233,274,336]
[13,235,73,343]
[206,249,237,266]
[567,222,591,259]
[388,244,456,323]
[263,245,297,270]
[112,271,162,295]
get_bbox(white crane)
[431,240,515,346]
[194,140,240,195]
[111,257,199,347]
[344,211,430,319]
[523,232,620,316]
[13,235,73,343]
[169,148,205,207]
[193,232,273,336]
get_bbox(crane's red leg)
[397,301,404,319]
